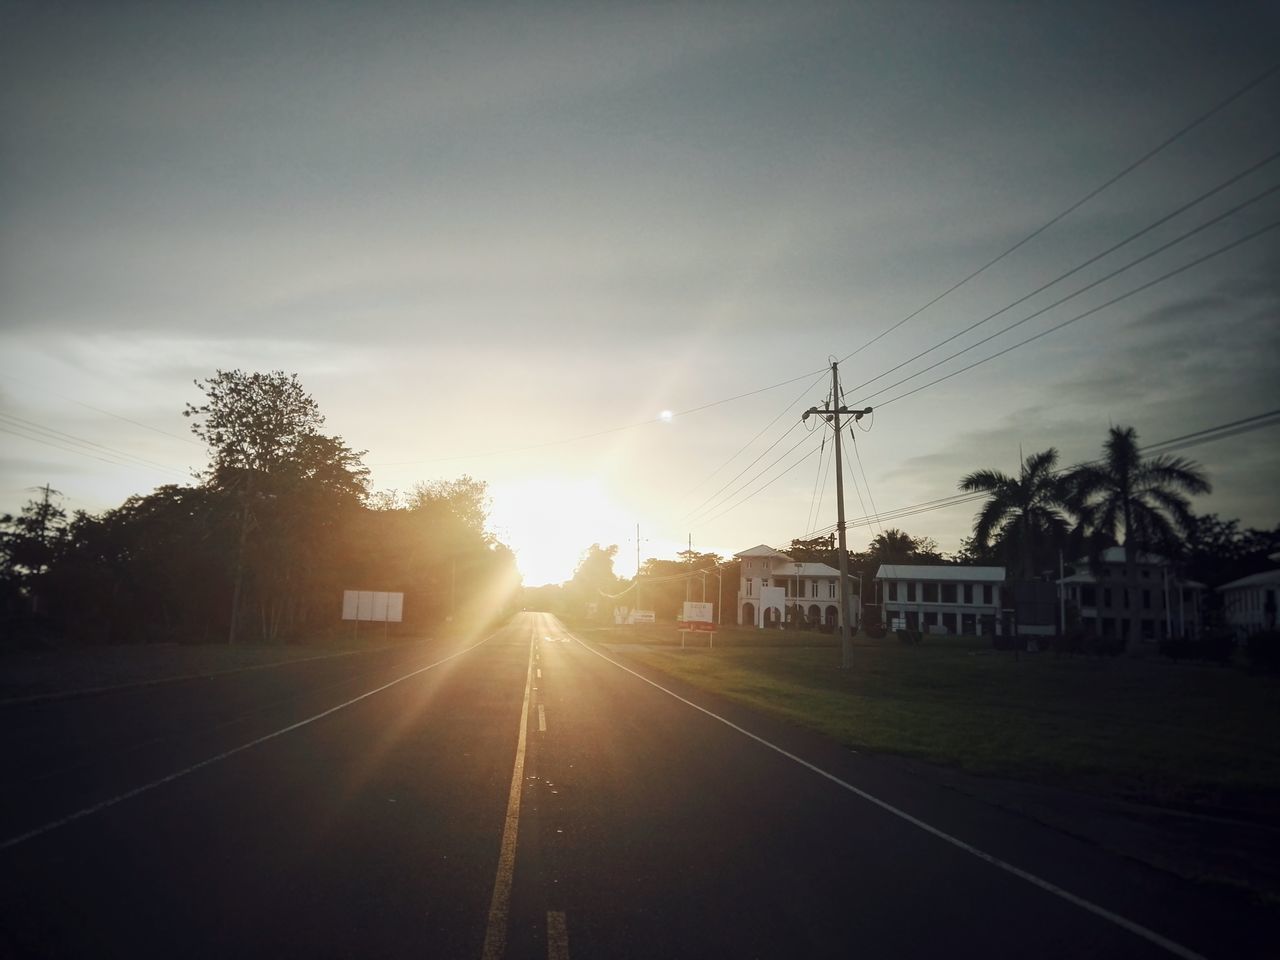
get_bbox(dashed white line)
[537,704,547,732]
[547,911,570,960]
[537,668,542,679]
[480,632,537,960]
[570,633,1208,960]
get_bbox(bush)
[895,628,923,645]
[1245,630,1280,673]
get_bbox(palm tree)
[867,528,918,565]
[960,448,1071,580]
[1071,426,1210,646]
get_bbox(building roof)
[734,544,792,560]
[876,564,1005,583]
[1218,569,1280,591]
[790,562,841,577]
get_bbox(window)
[923,583,939,603]
[1142,589,1151,610]
[888,582,899,602]
[1081,585,1096,607]
[1141,569,1151,580]
[1103,588,1112,607]
[747,578,754,597]
[761,578,769,588]
[827,580,836,599]
[907,583,917,602]
[941,583,957,603]
[982,584,993,605]
[924,612,938,626]
[962,584,973,604]
[942,612,957,633]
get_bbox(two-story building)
[735,545,846,629]
[1058,547,1203,642]
[876,564,1006,636]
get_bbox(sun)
[487,477,629,587]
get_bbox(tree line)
[1,371,520,646]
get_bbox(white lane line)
[480,631,536,960]
[1,634,500,852]
[537,668,542,679]
[537,704,547,732]
[570,634,1207,960]
[547,910,570,960]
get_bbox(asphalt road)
[1,612,1272,958]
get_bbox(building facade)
[1217,569,1279,637]
[734,545,846,629]
[876,564,1006,636]
[1058,547,1203,642]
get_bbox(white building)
[1217,569,1279,637]
[876,564,1006,636]
[1058,547,1203,642]
[735,545,846,629]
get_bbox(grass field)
[587,622,1280,815]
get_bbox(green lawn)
[590,623,1280,814]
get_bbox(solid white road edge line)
[570,634,1207,960]
[480,628,536,960]
[0,631,502,852]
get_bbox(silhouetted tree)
[960,448,1072,579]
[1071,426,1210,645]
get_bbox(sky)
[2,1,1278,587]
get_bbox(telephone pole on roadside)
[804,361,871,669]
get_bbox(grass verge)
[590,623,1280,816]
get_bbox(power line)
[873,218,1280,409]
[804,430,828,536]
[686,428,820,526]
[695,435,825,529]
[836,60,1280,366]
[845,150,1280,398]
[681,370,830,506]
[0,413,191,479]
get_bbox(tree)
[409,476,491,539]
[0,487,67,618]
[184,370,326,477]
[567,544,621,616]
[1072,426,1210,645]
[960,448,1072,580]
[865,528,938,564]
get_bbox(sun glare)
[488,477,629,587]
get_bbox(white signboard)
[342,590,404,622]
[630,609,656,624]
[681,601,714,625]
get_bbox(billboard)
[678,601,714,631]
[342,590,404,622]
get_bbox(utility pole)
[804,362,872,669]
[686,533,692,603]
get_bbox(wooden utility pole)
[804,362,871,669]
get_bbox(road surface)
[1,612,1272,958]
